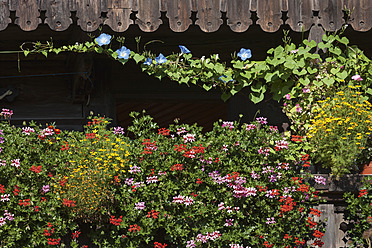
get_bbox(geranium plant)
[344,176,372,247]
[306,85,372,178]
[0,109,327,247]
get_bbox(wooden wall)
[1,0,372,36]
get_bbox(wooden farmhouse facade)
[1,1,372,246]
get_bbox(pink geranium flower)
[351,74,363,81]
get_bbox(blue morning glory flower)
[219,75,233,83]
[179,45,191,54]
[116,46,131,59]
[155,53,167,64]
[143,58,152,66]
[237,48,252,61]
[95,33,112,46]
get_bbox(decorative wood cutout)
[135,0,162,32]
[44,0,72,31]
[256,0,282,32]
[14,0,41,31]
[308,23,325,45]
[286,0,314,32]
[76,0,102,32]
[0,0,11,31]
[347,0,372,32]
[226,0,252,32]
[166,0,193,32]
[195,0,223,33]
[104,0,133,32]
[318,0,344,31]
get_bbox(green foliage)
[23,33,372,107]
[344,176,372,247]
[0,110,326,247]
[306,86,372,178]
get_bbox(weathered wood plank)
[8,0,16,11]
[286,0,314,32]
[76,0,102,32]
[347,0,372,32]
[256,0,283,32]
[195,0,223,33]
[318,0,344,31]
[44,0,73,31]
[100,0,107,12]
[226,0,252,32]
[311,204,348,248]
[0,0,11,31]
[166,0,193,32]
[135,0,162,32]
[104,0,133,32]
[14,0,41,31]
[250,0,257,12]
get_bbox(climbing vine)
[22,32,372,134]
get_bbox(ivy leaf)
[221,92,232,102]
[133,54,145,64]
[313,80,323,87]
[330,67,340,75]
[249,92,264,103]
[303,39,317,48]
[214,64,225,74]
[293,69,307,76]
[322,77,335,86]
[41,51,48,57]
[284,60,296,69]
[307,67,317,74]
[203,84,212,91]
[23,50,30,57]
[336,71,348,80]
[233,61,244,69]
[336,36,349,45]
[299,78,310,85]
[251,82,263,93]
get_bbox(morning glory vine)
[22,32,372,106]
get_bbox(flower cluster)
[307,85,372,177]
[0,109,326,247]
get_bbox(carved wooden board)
[135,0,162,32]
[226,0,252,32]
[1,0,372,33]
[347,0,372,32]
[44,0,72,31]
[14,0,41,31]
[0,0,11,31]
[318,0,344,31]
[195,0,223,33]
[75,0,102,32]
[286,0,314,32]
[104,0,133,32]
[256,0,283,32]
[166,0,193,32]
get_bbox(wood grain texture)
[256,0,283,32]
[14,0,41,31]
[308,23,324,46]
[44,0,73,31]
[347,0,372,32]
[195,0,223,33]
[0,0,11,31]
[135,0,162,32]
[166,0,193,32]
[286,0,314,32]
[104,0,133,32]
[226,0,252,32]
[75,0,102,32]
[318,0,344,31]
